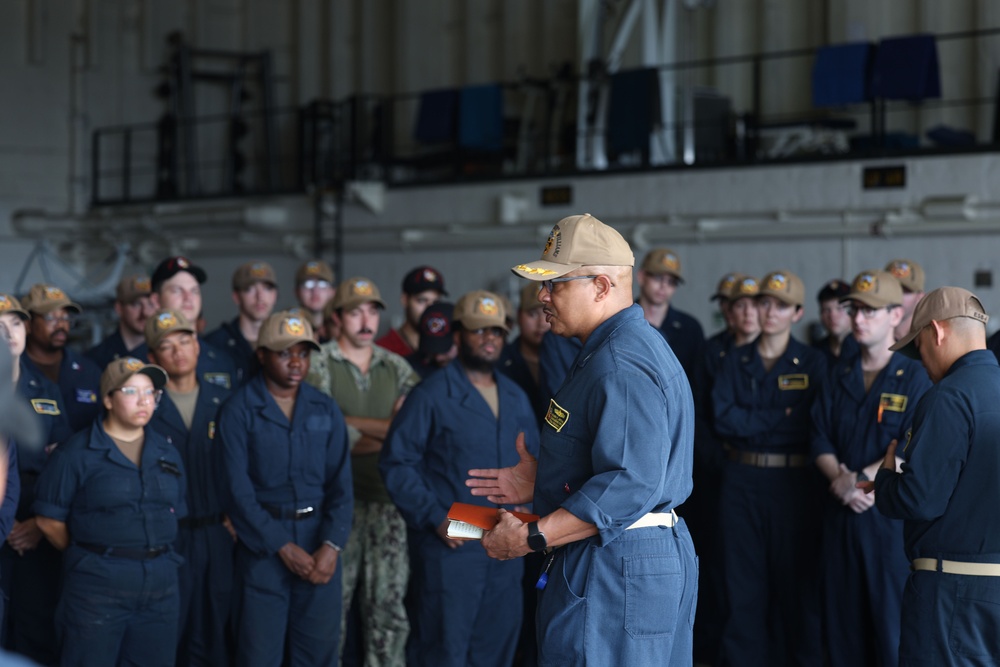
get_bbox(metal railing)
[90,27,1000,206]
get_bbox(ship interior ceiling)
[5,0,1000,342]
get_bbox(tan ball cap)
[453,290,509,332]
[728,276,760,301]
[885,259,925,293]
[0,294,31,321]
[21,284,82,315]
[842,270,903,309]
[145,309,197,350]
[116,274,152,304]
[889,287,989,359]
[330,277,387,311]
[758,270,805,307]
[512,213,634,280]
[711,272,746,301]
[256,311,322,352]
[233,261,278,291]
[641,248,684,283]
[100,357,168,398]
[295,259,335,286]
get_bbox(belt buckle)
[295,506,314,517]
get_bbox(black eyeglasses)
[541,275,615,293]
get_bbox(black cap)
[403,266,447,296]
[817,279,851,303]
[151,256,208,291]
[418,302,454,356]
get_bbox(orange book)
[446,502,539,540]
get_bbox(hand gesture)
[278,542,316,581]
[466,432,536,505]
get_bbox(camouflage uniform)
[306,341,418,667]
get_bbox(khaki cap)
[758,270,805,307]
[233,261,278,291]
[519,282,545,312]
[330,277,387,311]
[729,276,760,301]
[842,270,903,309]
[145,309,197,350]
[295,259,335,286]
[21,284,82,315]
[890,287,989,358]
[711,272,745,301]
[512,213,634,280]
[885,259,925,293]
[453,290,509,333]
[0,294,30,321]
[256,310,322,352]
[100,357,168,398]
[641,248,684,282]
[116,274,152,304]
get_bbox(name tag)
[75,388,98,404]
[544,399,570,432]
[203,372,231,389]
[879,393,908,413]
[31,399,61,415]
[777,374,809,390]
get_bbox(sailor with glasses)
[810,271,930,667]
[21,284,103,433]
[146,309,235,666]
[33,357,187,667]
[294,260,337,342]
[470,214,698,665]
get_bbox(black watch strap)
[527,521,547,552]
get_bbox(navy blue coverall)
[810,351,930,667]
[204,318,258,386]
[532,305,697,666]
[215,375,353,667]
[33,420,188,667]
[148,382,233,667]
[874,350,1000,666]
[0,361,72,665]
[380,360,540,667]
[24,349,101,435]
[712,336,825,667]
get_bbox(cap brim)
[511,260,580,281]
[888,330,921,359]
[841,293,897,309]
[138,365,169,390]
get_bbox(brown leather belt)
[726,449,808,468]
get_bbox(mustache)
[358,328,373,335]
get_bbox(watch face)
[527,523,547,552]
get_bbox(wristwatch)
[527,521,548,552]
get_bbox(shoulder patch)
[544,399,570,432]
[777,374,809,390]
[31,398,61,415]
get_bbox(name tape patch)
[544,399,570,432]
[777,374,809,390]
